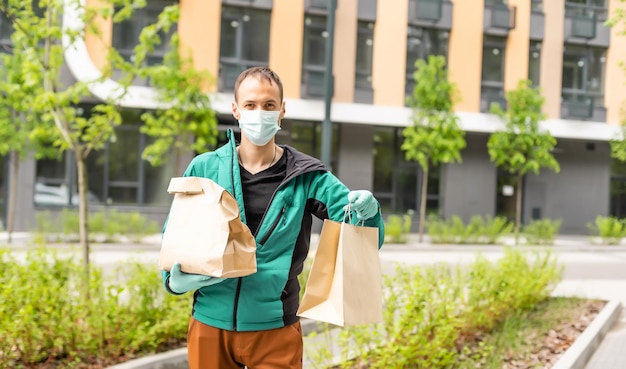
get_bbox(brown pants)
[187,317,303,369]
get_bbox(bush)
[523,218,562,245]
[306,248,562,368]
[0,247,189,368]
[35,209,160,243]
[587,216,626,245]
[383,213,412,244]
[426,215,513,244]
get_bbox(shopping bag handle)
[343,204,365,226]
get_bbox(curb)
[105,348,187,369]
[105,319,320,369]
[551,300,623,369]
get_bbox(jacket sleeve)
[307,171,385,249]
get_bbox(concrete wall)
[524,139,610,234]
[441,134,496,220]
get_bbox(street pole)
[321,0,337,168]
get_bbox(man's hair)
[234,66,284,103]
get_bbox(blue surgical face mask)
[236,106,282,146]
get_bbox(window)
[373,127,440,216]
[405,27,449,101]
[219,6,271,92]
[282,120,339,171]
[565,0,607,21]
[355,21,374,103]
[0,10,12,53]
[528,41,541,87]
[561,44,606,119]
[34,107,176,207]
[111,1,177,65]
[302,15,327,98]
[480,36,507,112]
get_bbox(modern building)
[1,0,625,234]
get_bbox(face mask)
[237,106,282,146]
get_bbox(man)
[161,66,384,369]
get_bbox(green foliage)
[306,249,562,368]
[402,55,466,170]
[587,215,626,245]
[426,214,513,244]
[298,255,313,302]
[487,80,559,178]
[35,209,159,243]
[523,218,562,245]
[0,248,189,368]
[402,55,466,241]
[383,213,413,244]
[103,2,218,168]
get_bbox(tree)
[103,0,218,174]
[0,0,125,286]
[137,35,218,175]
[402,55,466,242]
[487,80,560,243]
[0,0,218,287]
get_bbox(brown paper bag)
[297,219,383,327]
[159,176,257,278]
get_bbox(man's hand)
[168,262,225,294]
[344,190,378,220]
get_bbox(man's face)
[232,76,286,121]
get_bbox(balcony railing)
[565,2,607,21]
[415,0,443,21]
[571,12,597,38]
[481,84,507,113]
[302,66,326,98]
[562,91,599,119]
[490,3,515,30]
[309,0,328,10]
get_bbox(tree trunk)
[6,149,18,243]
[75,151,90,289]
[418,165,429,243]
[515,175,523,245]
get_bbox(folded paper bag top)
[159,176,257,278]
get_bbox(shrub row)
[307,248,563,368]
[34,209,160,243]
[384,214,563,245]
[0,248,188,368]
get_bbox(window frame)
[111,1,177,65]
[218,5,271,92]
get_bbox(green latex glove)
[168,262,225,294]
[345,190,378,220]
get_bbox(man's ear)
[232,102,239,120]
[279,101,286,123]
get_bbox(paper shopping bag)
[159,176,257,278]
[297,219,383,327]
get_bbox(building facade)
[1,0,625,234]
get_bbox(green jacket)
[162,130,385,331]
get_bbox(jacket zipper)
[258,206,286,245]
[231,139,241,331]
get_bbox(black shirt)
[239,152,287,235]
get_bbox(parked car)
[34,183,100,206]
